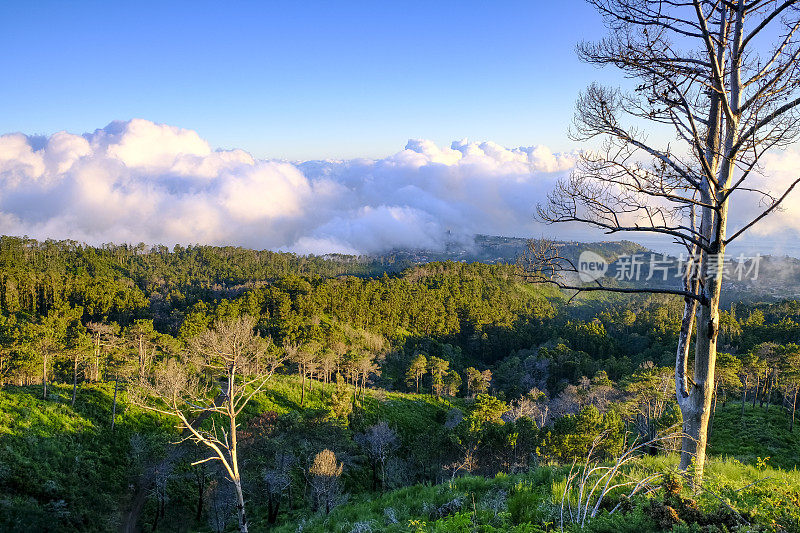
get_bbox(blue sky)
[0,0,612,160]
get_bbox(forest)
[1,236,800,532]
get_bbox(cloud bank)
[0,119,576,254]
[1,118,798,255]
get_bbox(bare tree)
[355,421,399,492]
[135,315,282,533]
[262,448,295,524]
[206,478,236,533]
[531,0,800,482]
[502,396,539,423]
[503,388,552,429]
[317,348,339,399]
[308,449,343,514]
[444,442,478,481]
[558,432,680,530]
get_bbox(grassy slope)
[2,379,800,532]
[0,384,173,531]
[274,457,800,533]
[709,401,800,470]
[0,376,457,532]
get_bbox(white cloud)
[2,119,797,255]
[0,119,586,254]
[743,149,800,235]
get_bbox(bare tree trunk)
[753,375,759,408]
[678,226,724,483]
[71,354,79,407]
[676,296,697,469]
[791,386,798,433]
[233,476,247,532]
[766,371,776,411]
[708,381,719,436]
[42,352,48,400]
[300,367,306,408]
[712,381,719,416]
[741,375,747,417]
[224,368,248,533]
[678,307,717,480]
[111,377,118,431]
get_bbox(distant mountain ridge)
[369,234,800,301]
[369,234,649,267]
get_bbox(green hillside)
[2,378,800,532]
[3,237,800,532]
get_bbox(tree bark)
[766,371,776,411]
[227,370,248,533]
[300,367,306,408]
[111,377,119,431]
[72,354,79,407]
[753,375,759,408]
[741,375,747,417]
[42,351,48,400]
[678,304,717,481]
[233,477,248,533]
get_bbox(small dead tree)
[558,432,683,530]
[355,421,398,492]
[308,449,343,514]
[206,479,236,533]
[444,443,479,481]
[263,449,295,524]
[531,0,800,483]
[135,315,282,533]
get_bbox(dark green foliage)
[540,406,625,462]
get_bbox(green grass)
[0,383,173,532]
[244,374,459,430]
[273,456,800,533]
[270,470,562,533]
[3,379,800,532]
[709,400,800,470]
[0,376,457,532]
